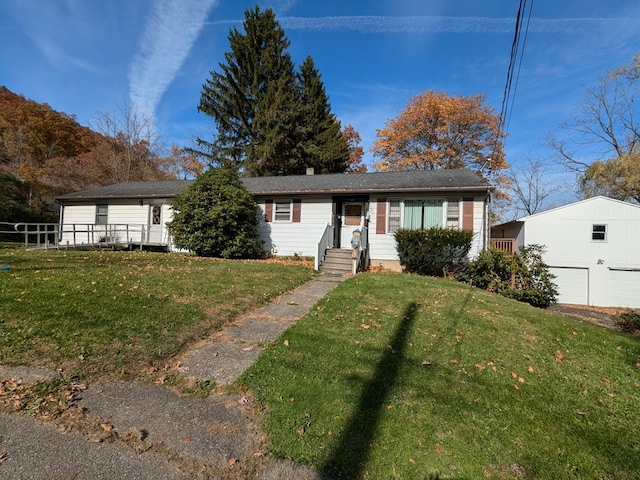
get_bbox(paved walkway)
[0,274,344,479]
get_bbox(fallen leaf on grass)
[474,364,485,371]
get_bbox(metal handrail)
[315,223,334,270]
[0,222,171,250]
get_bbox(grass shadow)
[320,302,418,479]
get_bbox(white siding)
[256,196,333,256]
[368,195,487,264]
[519,197,640,307]
[60,201,173,247]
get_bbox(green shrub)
[457,244,558,308]
[167,168,263,258]
[611,310,640,336]
[394,227,473,276]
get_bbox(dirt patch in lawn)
[549,304,631,330]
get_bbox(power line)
[498,0,533,136]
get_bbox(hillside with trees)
[0,87,180,222]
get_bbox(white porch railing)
[0,222,171,250]
[315,223,335,270]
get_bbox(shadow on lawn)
[321,302,417,479]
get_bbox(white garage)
[608,269,640,308]
[549,267,589,305]
[492,197,640,308]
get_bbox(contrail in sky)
[128,0,218,123]
[207,15,639,35]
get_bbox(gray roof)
[56,169,490,202]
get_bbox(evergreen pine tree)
[196,6,302,176]
[298,56,349,174]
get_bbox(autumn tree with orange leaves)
[342,124,367,173]
[372,91,509,204]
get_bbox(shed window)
[592,224,607,241]
[95,204,108,225]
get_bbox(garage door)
[608,269,640,308]
[549,267,589,305]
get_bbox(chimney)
[306,167,315,175]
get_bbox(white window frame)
[446,199,461,228]
[95,204,108,225]
[387,199,402,233]
[274,200,292,222]
[388,198,457,232]
[592,224,607,242]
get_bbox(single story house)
[55,168,492,272]
[492,196,640,308]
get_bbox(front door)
[148,205,163,244]
[340,202,364,249]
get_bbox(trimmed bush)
[394,227,473,276]
[457,244,558,308]
[167,168,263,258]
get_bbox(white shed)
[492,196,640,308]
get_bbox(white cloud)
[128,0,219,123]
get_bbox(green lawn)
[0,249,314,378]
[240,273,640,480]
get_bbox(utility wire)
[498,0,533,137]
[506,0,534,130]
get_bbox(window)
[95,204,108,225]
[386,199,448,232]
[388,200,401,233]
[592,224,607,241]
[344,204,362,226]
[151,205,161,225]
[274,200,291,221]
[403,200,443,229]
[446,201,460,228]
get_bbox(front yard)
[241,273,640,479]
[0,249,638,478]
[0,249,314,377]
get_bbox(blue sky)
[1,0,639,184]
